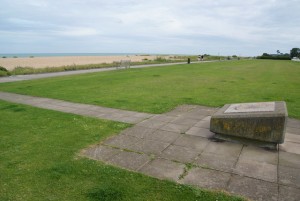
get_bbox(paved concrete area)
[0,91,153,123]
[80,105,300,201]
[1,91,300,200]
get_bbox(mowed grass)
[0,100,244,201]
[0,60,300,118]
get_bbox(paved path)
[0,92,153,124]
[1,92,300,200]
[0,61,215,83]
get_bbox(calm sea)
[0,53,153,58]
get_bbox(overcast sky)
[1,0,299,56]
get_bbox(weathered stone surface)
[225,102,275,113]
[287,118,300,129]
[139,158,184,181]
[103,135,141,149]
[279,185,300,201]
[173,135,209,152]
[181,167,231,190]
[210,101,288,145]
[129,139,170,155]
[149,115,177,123]
[227,175,278,201]
[239,145,278,165]
[233,159,277,182]
[185,127,215,138]
[160,145,199,163]
[285,133,300,143]
[194,152,237,172]
[160,123,190,133]
[286,127,300,135]
[171,116,199,126]
[278,165,300,188]
[108,151,150,171]
[137,119,167,129]
[121,126,156,138]
[202,141,243,158]
[194,120,210,129]
[82,145,120,161]
[279,141,300,155]
[279,151,300,168]
[145,130,180,143]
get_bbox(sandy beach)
[0,55,162,70]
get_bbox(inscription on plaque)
[224,102,275,113]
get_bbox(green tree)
[290,48,300,58]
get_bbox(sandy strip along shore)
[0,55,161,70]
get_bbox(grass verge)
[0,100,244,201]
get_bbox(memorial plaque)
[210,101,288,149]
[225,102,275,113]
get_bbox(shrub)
[257,55,290,60]
[154,57,167,62]
[0,66,10,77]
[0,66,8,72]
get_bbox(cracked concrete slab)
[181,167,231,190]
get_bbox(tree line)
[257,48,300,60]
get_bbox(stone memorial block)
[210,101,288,148]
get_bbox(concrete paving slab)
[145,130,181,143]
[280,141,300,155]
[203,141,243,158]
[137,119,167,129]
[279,151,300,168]
[287,118,300,129]
[103,135,141,149]
[114,116,143,124]
[160,145,199,163]
[194,152,237,172]
[160,123,190,133]
[107,151,150,171]
[202,116,211,121]
[180,112,207,120]
[286,127,300,135]
[173,135,209,152]
[278,165,300,188]
[82,145,121,161]
[239,145,278,165]
[185,127,215,138]
[192,107,217,116]
[285,133,300,143]
[181,167,231,190]
[166,105,198,114]
[129,139,170,155]
[233,159,277,182]
[121,126,156,138]
[149,115,178,123]
[0,92,153,124]
[194,120,210,129]
[171,116,199,126]
[139,158,185,181]
[227,175,278,201]
[279,185,300,201]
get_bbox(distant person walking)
[198,55,204,61]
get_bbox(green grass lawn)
[0,100,244,201]
[0,60,300,118]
